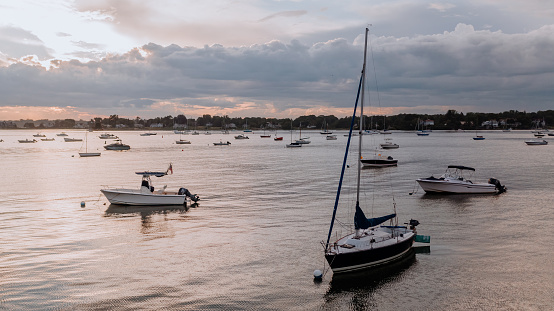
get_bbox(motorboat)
[525,140,548,145]
[140,132,157,136]
[380,141,399,149]
[104,139,130,150]
[176,139,191,144]
[64,137,83,142]
[18,139,37,143]
[33,133,45,137]
[99,133,118,139]
[324,28,426,274]
[326,135,338,140]
[361,154,398,167]
[101,164,199,205]
[57,132,68,136]
[41,138,55,141]
[234,134,249,139]
[416,165,506,194]
[295,138,311,144]
[213,141,231,146]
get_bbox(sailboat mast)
[356,27,369,203]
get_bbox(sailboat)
[323,28,424,274]
[295,122,311,144]
[320,119,332,134]
[79,131,101,157]
[286,120,302,148]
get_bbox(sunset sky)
[1,0,553,120]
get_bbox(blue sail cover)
[354,204,396,229]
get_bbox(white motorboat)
[525,140,548,145]
[380,140,399,149]
[33,133,45,137]
[234,134,249,139]
[326,135,338,140]
[416,165,506,194]
[101,164,199,206]
[99,133,118,139]
[104,139,130,150]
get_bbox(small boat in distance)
[525,140,548,145]
[33,133,46,137]
[361,154,398,167]
[234,134,249,139]
[99,133,118,139]
[274,136,283,141]
[473,135,485,140]
[41,138,55,141]
[64,137,83,142]
[416,165,506,194]
[18,139,37,143]
[104,139,130,150]
[326,135,337,140]
[380,139,399,149]
[213,140,231,146]
[79,131,101,157]
[140,132,157,136]
[176,139,191,144]
[101,164,199,206]
[57,132,68,136]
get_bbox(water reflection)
[104,204,191,216]
[323,250,416,310]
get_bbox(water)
[0,129,553,310]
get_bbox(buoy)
[80,201,86,207]
[313,269,323,280]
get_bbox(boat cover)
[354,204,396,229]
[136,171,167,177]
[447,165,475,171]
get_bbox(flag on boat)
[168,163,173,174]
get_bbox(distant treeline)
[2,109,553,130]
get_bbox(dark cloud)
[1,23,554,117]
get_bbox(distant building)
[423,119,434,126]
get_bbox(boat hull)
[361,159,398,167]
[79,152,101,157]
[325,234,414,273]
[101,189,186,205]
[416,179,497,194]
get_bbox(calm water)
[0,129,552,310]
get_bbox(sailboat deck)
[330,227,414,254]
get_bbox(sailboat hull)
[325,233,414,273]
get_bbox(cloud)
[258,10,308,22]
[1,23,554,120]
[0,26,53,59]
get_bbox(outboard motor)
[178,187,200,202]
[488,178,506,194]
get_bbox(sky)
[1,0,554,121]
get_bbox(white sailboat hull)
[101,188,186,205]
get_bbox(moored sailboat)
[323,28,424,275]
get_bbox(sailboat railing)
[325,71,364,251]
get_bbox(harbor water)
[0,129,552,310]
